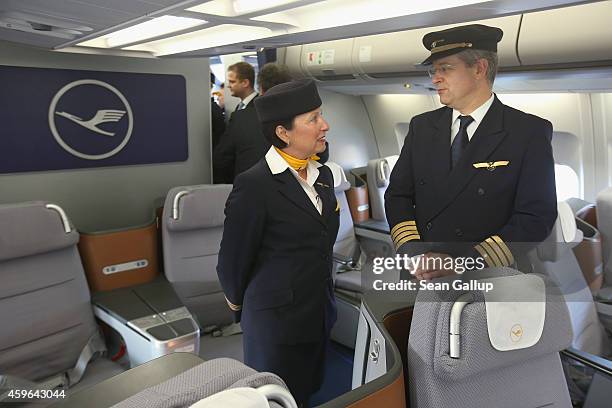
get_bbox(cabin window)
[555,164,580,201]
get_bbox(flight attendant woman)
[216,79,339,406]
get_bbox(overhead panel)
[301,38,356,81]
[352,15,521,78]
[518,1,612,66]
[284,45,308,79]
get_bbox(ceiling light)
[255,0,485,30]
[123,25,273,56]
[78,16,205,48]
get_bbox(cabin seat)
[529,202,610,357]
[328,162,363,293]
[0,201,123,399]
[408,269,573,408]
[366,155,399,221]
[162,185,234,329]
[110,357,291,408]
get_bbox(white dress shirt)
[240,91,258,109]
[450,93,495,144]
[265,146,323,215]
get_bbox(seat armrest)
[333,253,357,269]
[562,347,612,375]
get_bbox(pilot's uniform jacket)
[385,96,557,266]
[217,152,339,401]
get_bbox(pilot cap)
[421,24,503,65]
[254,79,322,123]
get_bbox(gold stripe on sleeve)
[391,225,419,241]
[395,234,421,249]
[393,231,421,246]
[390,221,416,238]
[225,296,242,311]
[485,237,511,267]
[475,244,495,268]
[480,240,504,267]
[492,235,514,265]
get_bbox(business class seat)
[0,202,123,404]
[408,269,573,408]
[327,162,363,294]
[366,155,399,221]
[529,201,610,357]
[110,357,294,408]
[564,197,604,292]
[50,353,296,408]
[162,185,234,330]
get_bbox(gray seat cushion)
[111,358,287,408]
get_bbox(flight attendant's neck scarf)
[274,146,320,171]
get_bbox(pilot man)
[217,79,338,407]
[385,24,557,279]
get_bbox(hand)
[413,252,457,281]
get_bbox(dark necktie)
[450,115,474,168]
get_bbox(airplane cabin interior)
[1,0,612,407]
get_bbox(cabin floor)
[198,332,354,405]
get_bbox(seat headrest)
[368,155,399,188]
[536,201,582,261]
[325,161,349,192]
[165,185,233,232]
[565,197,592,214]
[0,201,78,261]
[483,274,546,351]
[411,268,572,381]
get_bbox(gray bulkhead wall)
[361,94,438,157]
[318,88,379,170]
[0,40,211,232]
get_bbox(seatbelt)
[65,330,107,386]
[0,330,106,401]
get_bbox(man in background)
[210,72,226,149]
[213,63,291,183]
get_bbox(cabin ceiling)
[0,0,604,58]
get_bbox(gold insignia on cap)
[431,39,445,48]
[431,42,473,54]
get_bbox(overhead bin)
[518,1,612,66]
[300,38,357,81]
[284,16,520,83]
[284,45,307,79]
[353,16,521,78]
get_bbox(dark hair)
[456,49,498,84]
[258,63,292,93]
[210,72,216,89]
[228,61,255,88]
[261,117,295,148]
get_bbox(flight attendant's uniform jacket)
[385,96,557,266]
[216,147,339,397]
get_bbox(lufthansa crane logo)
[48,79,134,160]
[510,324,524,342]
